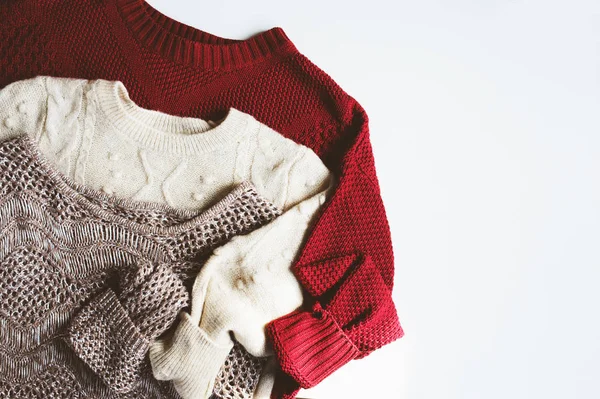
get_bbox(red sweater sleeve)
[297,102,396,289]
[267,102,403,396]
[268,254,401,388]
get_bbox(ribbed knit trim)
[66,289,149,393]
[115,0,297,70]
[149,312,233,399]
[91,289,149,350]
[94,80,257,155]
[72,289,149,355]
[18,135,272,235]
[267,305,360,388]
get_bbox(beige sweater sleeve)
[196,126,333,344]
[0,77,48,142]
[150,127,332,399]
[0,76,87,159]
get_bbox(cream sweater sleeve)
[0,77,48,142]
[0,77,86,155]
[196,124,333,346]
[149,126,332,399]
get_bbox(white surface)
[148,1,600,398]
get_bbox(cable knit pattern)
[0,77,331,214]
[0,136,281,398]
[74,84,99,184]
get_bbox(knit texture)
[0,1,401,396]
[0,136,281,398]
[150,312,237,399]
[0,77,331,213]
[213,342,267,399]
[0,76,332,397]
[149,171,330,399]
[67,261,189,393]
[268,254,402,388]
[67,289,154,394]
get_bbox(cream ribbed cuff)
[149,312,233,399]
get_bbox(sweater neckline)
[115,0,297,70]
[94,79,256,155]
[17,136,264,236]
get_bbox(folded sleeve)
[268,253,402,388]
[149,311,234,399]
[66,288,150,393]
[66,262,188,393]
[188,135,334,350]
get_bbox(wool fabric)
[0,1,403,396]
[0,76,332,398]
[0,77,332,213]
[150,182,327,399]
[0,135,281,398]
[67,261,189,393]
[268,254,401,388]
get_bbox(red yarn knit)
[268,254,402,388]
[0,0,403,396]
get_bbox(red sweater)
[0,0,403,396]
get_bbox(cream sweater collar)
[94,79,254,155]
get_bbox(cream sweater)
[0,77,330,211]
[0,77,332,399]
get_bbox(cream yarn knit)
[0,77,332,399]
[150,182,326,398]
[0,77,330,212]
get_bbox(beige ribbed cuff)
[149,312,233,399]
[66,288,149,393]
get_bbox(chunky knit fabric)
[0,76,332,398]
[268,254,401,388]
[0,1,402,397]
[212,343,267,399]
[66,261,189,393]
[0,136,280,398]
[149,174,329,399]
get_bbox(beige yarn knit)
[0,77,332,399]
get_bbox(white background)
[148,1,600,398]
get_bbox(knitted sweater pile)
[0,135,280,398]
[0,0,404,397]
[0,75,333,398]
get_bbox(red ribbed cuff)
[267,303,360,388]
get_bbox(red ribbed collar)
[115,0,297,70]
